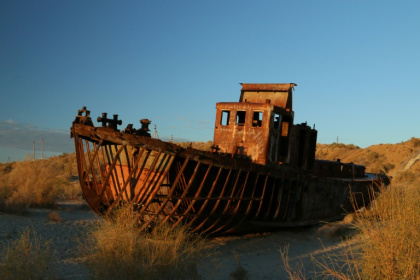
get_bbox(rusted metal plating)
[213,83,315,168]
[71,84,389,235]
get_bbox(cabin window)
[273,113,281,130]
[252,111,263,127]
[236,111,246,126]
[221,110,230,126]
[281,121,289,137]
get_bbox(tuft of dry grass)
[0,229,52,280]
[47,211,62,223]
[280,245,307,280]
[81,205,206,280]
[310,240,363,280]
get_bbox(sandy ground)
[0,201,355,280]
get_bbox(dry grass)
[354,181,420,279]
[281,180,420,279]
[311,241,362,280]
[0,229,52,280]
[81,205,206,280]
[280,245,307,280]
[0,153,81,212]
[47,211,62,223]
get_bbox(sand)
[0,201,355,280]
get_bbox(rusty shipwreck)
[71,83,388,235]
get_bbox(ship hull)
[72,123,387,235]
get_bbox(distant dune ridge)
[316,137,420,180]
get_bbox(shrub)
[0,153,81,212]
[175,141,213,151]
[0,229,52,280]
[47,211,62,223]
[329,143,360,149]
[82,205,206,280]
[409,137,420,148]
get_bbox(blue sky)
[1,0,419,162]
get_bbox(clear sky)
[1,0,419,162]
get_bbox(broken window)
[221,110,230,126]
[236,111,246,126]
[273,113,281,130]
[281,121,289,137]
[252,111,263,127]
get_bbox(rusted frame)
[273,170,288,220]
[186,166,223,230]
[138,158,190,231]
[104,144,130,202]
[79,139,101,197]
[168,161,189,218]
[281,180,293,220]
[273,181,285,220]
[131,150,163,204]
[75,136,102,204]
[123,145,132,170]
[155,161,203,227]
[350,182,371,211]
[103,145,122,199]
[202,169,243,234]
[74,136,85,179]
[76,137,88,183]
[244,173,262,216]
[134,154,175,211]
[175,162,189,210]
[111,144,131,201]
[83,139,104,191]
[253,175,269,218]
[264,178,278,220]
[113,144,128,199]
[132,152,173,218]
[211,170,251,234]
[129,148,151,201]
[88,140,104,196]
[171,163,214,228]
[105,148,145,215]
[99,143,113,203]
[92,141,105,194]
[228,172,261,230]
[71,127,85,182]
[148,161,186,224]
[196,168,233,233]
[97,144,127,203]
[126,147,146,200]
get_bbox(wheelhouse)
[213,83,316,170]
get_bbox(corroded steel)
[239,83,296,110]
[71,83,389,236]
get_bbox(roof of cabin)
[239,83,297,110]
[240,83,297,91]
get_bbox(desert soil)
[0,201,354,280]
